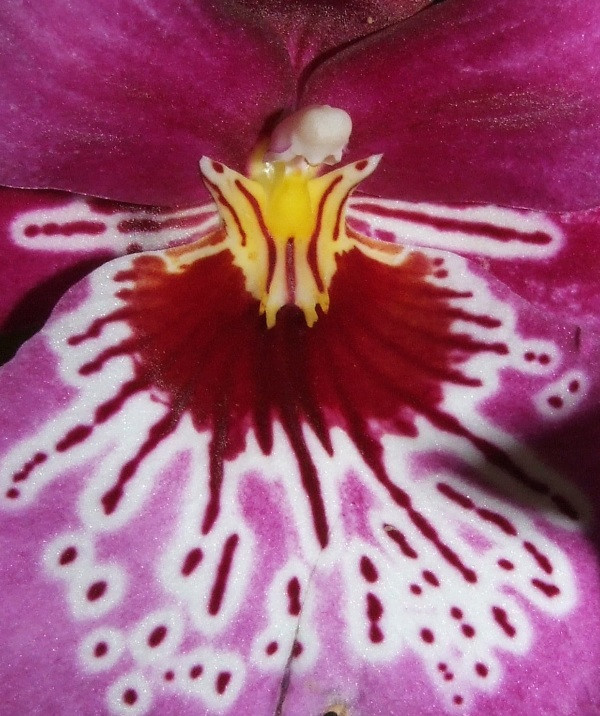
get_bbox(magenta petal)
[0,186,219,364]
[0,188,111,362]
[0,0,294,206]
[232,0,431,70]
[302,0,600,210]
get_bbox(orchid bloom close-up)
[2,1,600,714]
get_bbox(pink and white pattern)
[1,194,596,715]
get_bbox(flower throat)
[165,106,385,327]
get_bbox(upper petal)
[0,0,294,206]
[231,0,432,71]
[301,0,600,210]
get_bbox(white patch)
[129,609,184,666]
[106,672,152,716]
[162,647,245,710]
[251,558,318,671]
[157,420,255,637]
[534,370,588,418]
[11,198,219,253]
[348,197,562,258]
[337,460,577,709]
[79,627,126,673]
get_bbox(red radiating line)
[523,541,553,574]
[208,534,239,615]
[234,179,277,289]
[24,220,106,238]
[287,577,301,615]
[354,203,552,245]
[203,176,247,246]
[307,176,343,293]
[383,524,418,559]
[117,211,214,234]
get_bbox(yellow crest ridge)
[190,154,381,327]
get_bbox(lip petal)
[0,0,294,206]
[1,195,600,714]
[302,0,600,211]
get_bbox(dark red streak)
[59,547,77,565]
[423,570,439,587]
[24,221,106,238]
[333,193,348,242]
[287,577,301,616]
[439,482,519,537]
[202,403,229,535]
[234,179,275,275]
[56,425,93,452]
[285,238,295,302]
[307,176,343,293]
[383,525,418,558]
[67,308,130,345]
[476,508,517,536]
[148,625,167,647]
[437,482,473,509]
[13,452,46,482]
[102,406,181,515]
[531,579,560,597]
[360,556,378,583]
[492,606,516,637]
[523,541,553,574]
[355,203,552,245]
[94,642,108,657]
[497,558,514,570]
[366,592,384,643]
[216,672,231,694]
[181,548,203,576]
[420,628,434,643]
[203,176,247,246]
[87,581,107,601]
[208,534,239,616]
[117,211,213,234]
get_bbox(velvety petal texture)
[303,0,600,210]
[0,0,294,205]
[2,0,600,713]
[232,0,431,71]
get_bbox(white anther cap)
[266,105,352,166]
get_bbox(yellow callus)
[185,153,383,327]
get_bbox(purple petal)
[302,0,600,210]
[0,0,293,205]
[231,0,431,70]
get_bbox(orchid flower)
[1,1,600,715]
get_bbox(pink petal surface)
[1,193,600,715]
[0,0,293,206]
[302,0,600,210]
